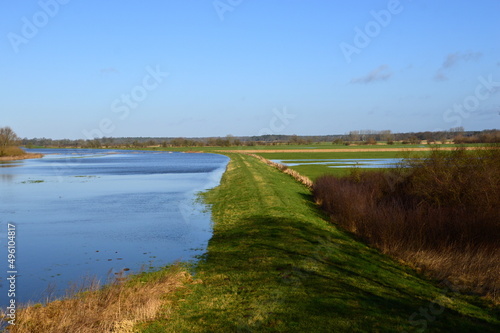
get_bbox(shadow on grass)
[192,214,499,332]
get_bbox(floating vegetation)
[21,179,45,184]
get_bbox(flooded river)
[0,149,228,306]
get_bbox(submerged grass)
[20,180,44,184]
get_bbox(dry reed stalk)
[246,153,313,189]
[3,265,195,333]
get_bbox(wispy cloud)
[350,65,392,84]
[100,67,120,75]
[443,51,482,68]
[433,72,448,82]
[476,108,499,116]
[434,51,482,81]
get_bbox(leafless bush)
[313,147,500,302]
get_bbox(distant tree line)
[20,128,499,148]
[453,130,500,144]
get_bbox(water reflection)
[0,162,21,168]
[0,173,14,182]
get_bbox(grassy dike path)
[141,153,499,332]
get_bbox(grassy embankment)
[7,152,499,332]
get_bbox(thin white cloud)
[434,51,482,81]
[443,51,482,68]
[350,65,392,84]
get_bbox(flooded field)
[270,158,404,168]
[0,149,228,305]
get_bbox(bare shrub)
[313,146,500,302]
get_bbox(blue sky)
[1,0,499,139]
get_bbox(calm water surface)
[0,149,228,306]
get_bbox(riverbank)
[7,153,499,332]
[0,153,43,161]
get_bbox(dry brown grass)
[4,265,195,333]
[0,146,43,161]
[403,246,500,301]
[246,153,313,189]
[0,154,43,161]
[0,146,26,158]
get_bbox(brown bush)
[0,146,26,157]
[313,146,500,302]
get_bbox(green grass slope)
[139,153,499,332]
